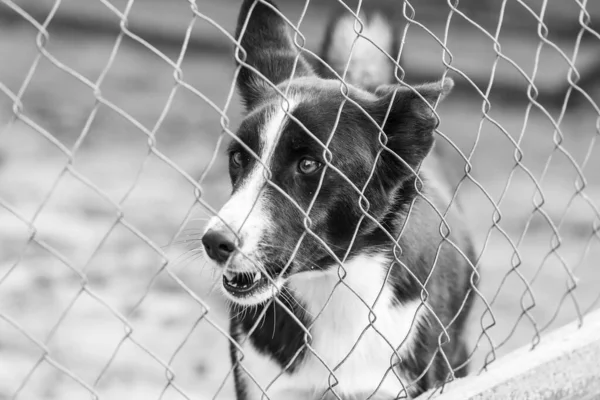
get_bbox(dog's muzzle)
[202,228,273,301]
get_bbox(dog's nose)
[202,229,237,263]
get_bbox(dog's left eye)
[297,158,322,175]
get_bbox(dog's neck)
[338,172,427,259]
[230,250,424,399]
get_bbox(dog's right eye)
[230,151,244,168]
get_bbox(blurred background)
[0,0,599,399]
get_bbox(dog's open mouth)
[223,270,269,297]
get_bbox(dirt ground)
[0,4,599,400]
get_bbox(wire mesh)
[0,0,599,399]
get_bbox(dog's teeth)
[224,270,235,281]
[253,272,261,283]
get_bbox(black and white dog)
[201,1,477,399]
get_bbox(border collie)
[201,1,477,399]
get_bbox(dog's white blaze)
[205,100,295,276]
[239,253,423,399]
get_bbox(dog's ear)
[368,78,453,180]
[235,0,314,110]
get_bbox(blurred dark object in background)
[1,0,598,113]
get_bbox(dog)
[201,1,477,399]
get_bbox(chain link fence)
[0,0,599,399]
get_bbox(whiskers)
[257,243,324,275]
[163,224,210,272]
[166,227,324,326]
[277,286,314,319]
[227,299,262,322]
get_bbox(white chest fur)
[236,253,423,400]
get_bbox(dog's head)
[202,0,452,305]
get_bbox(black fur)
[234,0,313,111]
[231,289,311,373]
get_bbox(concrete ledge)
[422,309,600,400]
